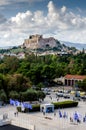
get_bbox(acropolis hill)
[23,34,59,49]
[22,34,78,54]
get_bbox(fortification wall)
[23,35,57,49]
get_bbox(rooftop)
[0,125,28,130]
[65,74,86,80]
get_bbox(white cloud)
[0,1,86,47]
[61,6,67,13]
[11,11,33,24]
[0,0,43,6]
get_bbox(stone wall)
[23,34,57,49]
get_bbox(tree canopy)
[0,51,86,102]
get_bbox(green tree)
[9,91,19,99]
[3,56,20,74]
[0,89,7,102]
[7,74,31,92]
[77,79,86,92]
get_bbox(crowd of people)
[58,110,86,124]
[42,108,86,125]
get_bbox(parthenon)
[23,34,57,49]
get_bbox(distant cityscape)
[0,34,86,60]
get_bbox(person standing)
[16,111,18,116]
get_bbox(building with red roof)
[64,74,86,86]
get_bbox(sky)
[0,0,86,47]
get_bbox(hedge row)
[17,104,40,113]
[52,100,78,109]
[17,100,78,113]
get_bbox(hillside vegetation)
[0,50,86,102]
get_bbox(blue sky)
[0,0,86,47]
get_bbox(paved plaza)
[0,99,86,130]
[0,88,86,130]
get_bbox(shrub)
[17,100,78,113]
[17,104,40,113]
[20,89,45,101]
[52,100,78,109]
[29,104,40,112]
[17,106,22,112]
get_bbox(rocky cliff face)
[22,34,77,53]
[23,34,60,50]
